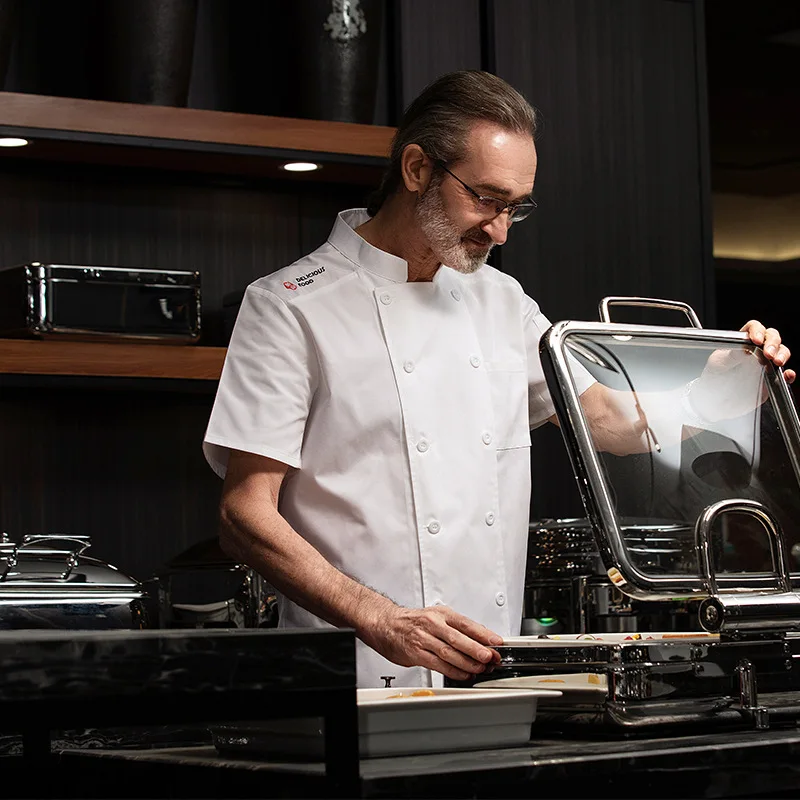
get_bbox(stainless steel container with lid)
[150,538,277,630]
[0,262,201,343]
[0,533,149,629]
[524,517,699,635]
[456,297,800,731]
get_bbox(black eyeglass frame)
[433,159,537,222]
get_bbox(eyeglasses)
[434,159,537,223]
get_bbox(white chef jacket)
[203,208,593,688]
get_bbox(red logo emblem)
[283,281,297,291]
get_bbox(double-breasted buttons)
[416,439,429,453]
[485,511,496,526]
[427,520,441,534]
[380,292,392,305]
[403,360,415,373]
[470,354,481,368]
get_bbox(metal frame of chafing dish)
[467,303,800,730]
[540,319,800,599]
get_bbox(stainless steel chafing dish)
[462,297,800,731]
[149,538,277,630]
[0,533,148,629]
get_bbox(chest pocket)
[486,360,531,450]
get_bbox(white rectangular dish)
[211,686,560,759]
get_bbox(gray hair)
[367,71,537,216]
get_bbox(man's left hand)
[741,320,795,384]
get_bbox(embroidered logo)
[294,266,325,287]
[283,281,297,291]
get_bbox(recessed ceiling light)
[281,162,320,172]
[0,137,29,148]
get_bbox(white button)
[416,439,429,453]
[470,355,481,368]
[403,360,415,373]
[433,599,445,606]
[485,512,496,526]
[482,431,493,445]
[428,520,441,534]
[495,592,506,606]
[451,289,462,302]
[380,293,392,305]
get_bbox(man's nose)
[480,212,512,245]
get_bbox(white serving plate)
[211,686,560,759]
[501,632,719,646]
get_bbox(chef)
[202,70,793,688]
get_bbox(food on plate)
[587,674,602,685]
[385,689,437,699]
[536,678,566,684]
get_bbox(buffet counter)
[54,725,800,798]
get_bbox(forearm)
[219,496,395,638]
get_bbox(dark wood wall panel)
[396,0,482,112]
[493,0,709,323]
[0,386,220,583]
[490,0,711,519]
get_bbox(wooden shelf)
[0,92,395,183]
[0,339,226,381]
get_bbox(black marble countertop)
[57,724,800,798]
[0,628,361,796]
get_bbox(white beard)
[414,177,494,274]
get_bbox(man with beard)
[203,71,793,688]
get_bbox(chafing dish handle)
[598,296,703,328]
[18,535,92,580]
[696,498,791,596]
[696,499,800,633]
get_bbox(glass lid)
[540,318,800,600]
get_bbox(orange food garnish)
[410,689,436,696]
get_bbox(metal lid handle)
[599,296,702,328]
[695,498,792,595]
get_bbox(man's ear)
[400,144,433,195]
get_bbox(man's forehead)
[459,122,537,195]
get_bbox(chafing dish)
[524,517,701,635]
[0,533,148,629]
[461,297,800,731]
[150,538,277,629]
[0,262,201,343]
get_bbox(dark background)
[0,0,797,583]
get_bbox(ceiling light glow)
[0,137,29,148]
[281,162,320,172]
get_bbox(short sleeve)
[523,294,596,428]
[203,286,318,479]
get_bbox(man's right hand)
[358,602,504,681]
